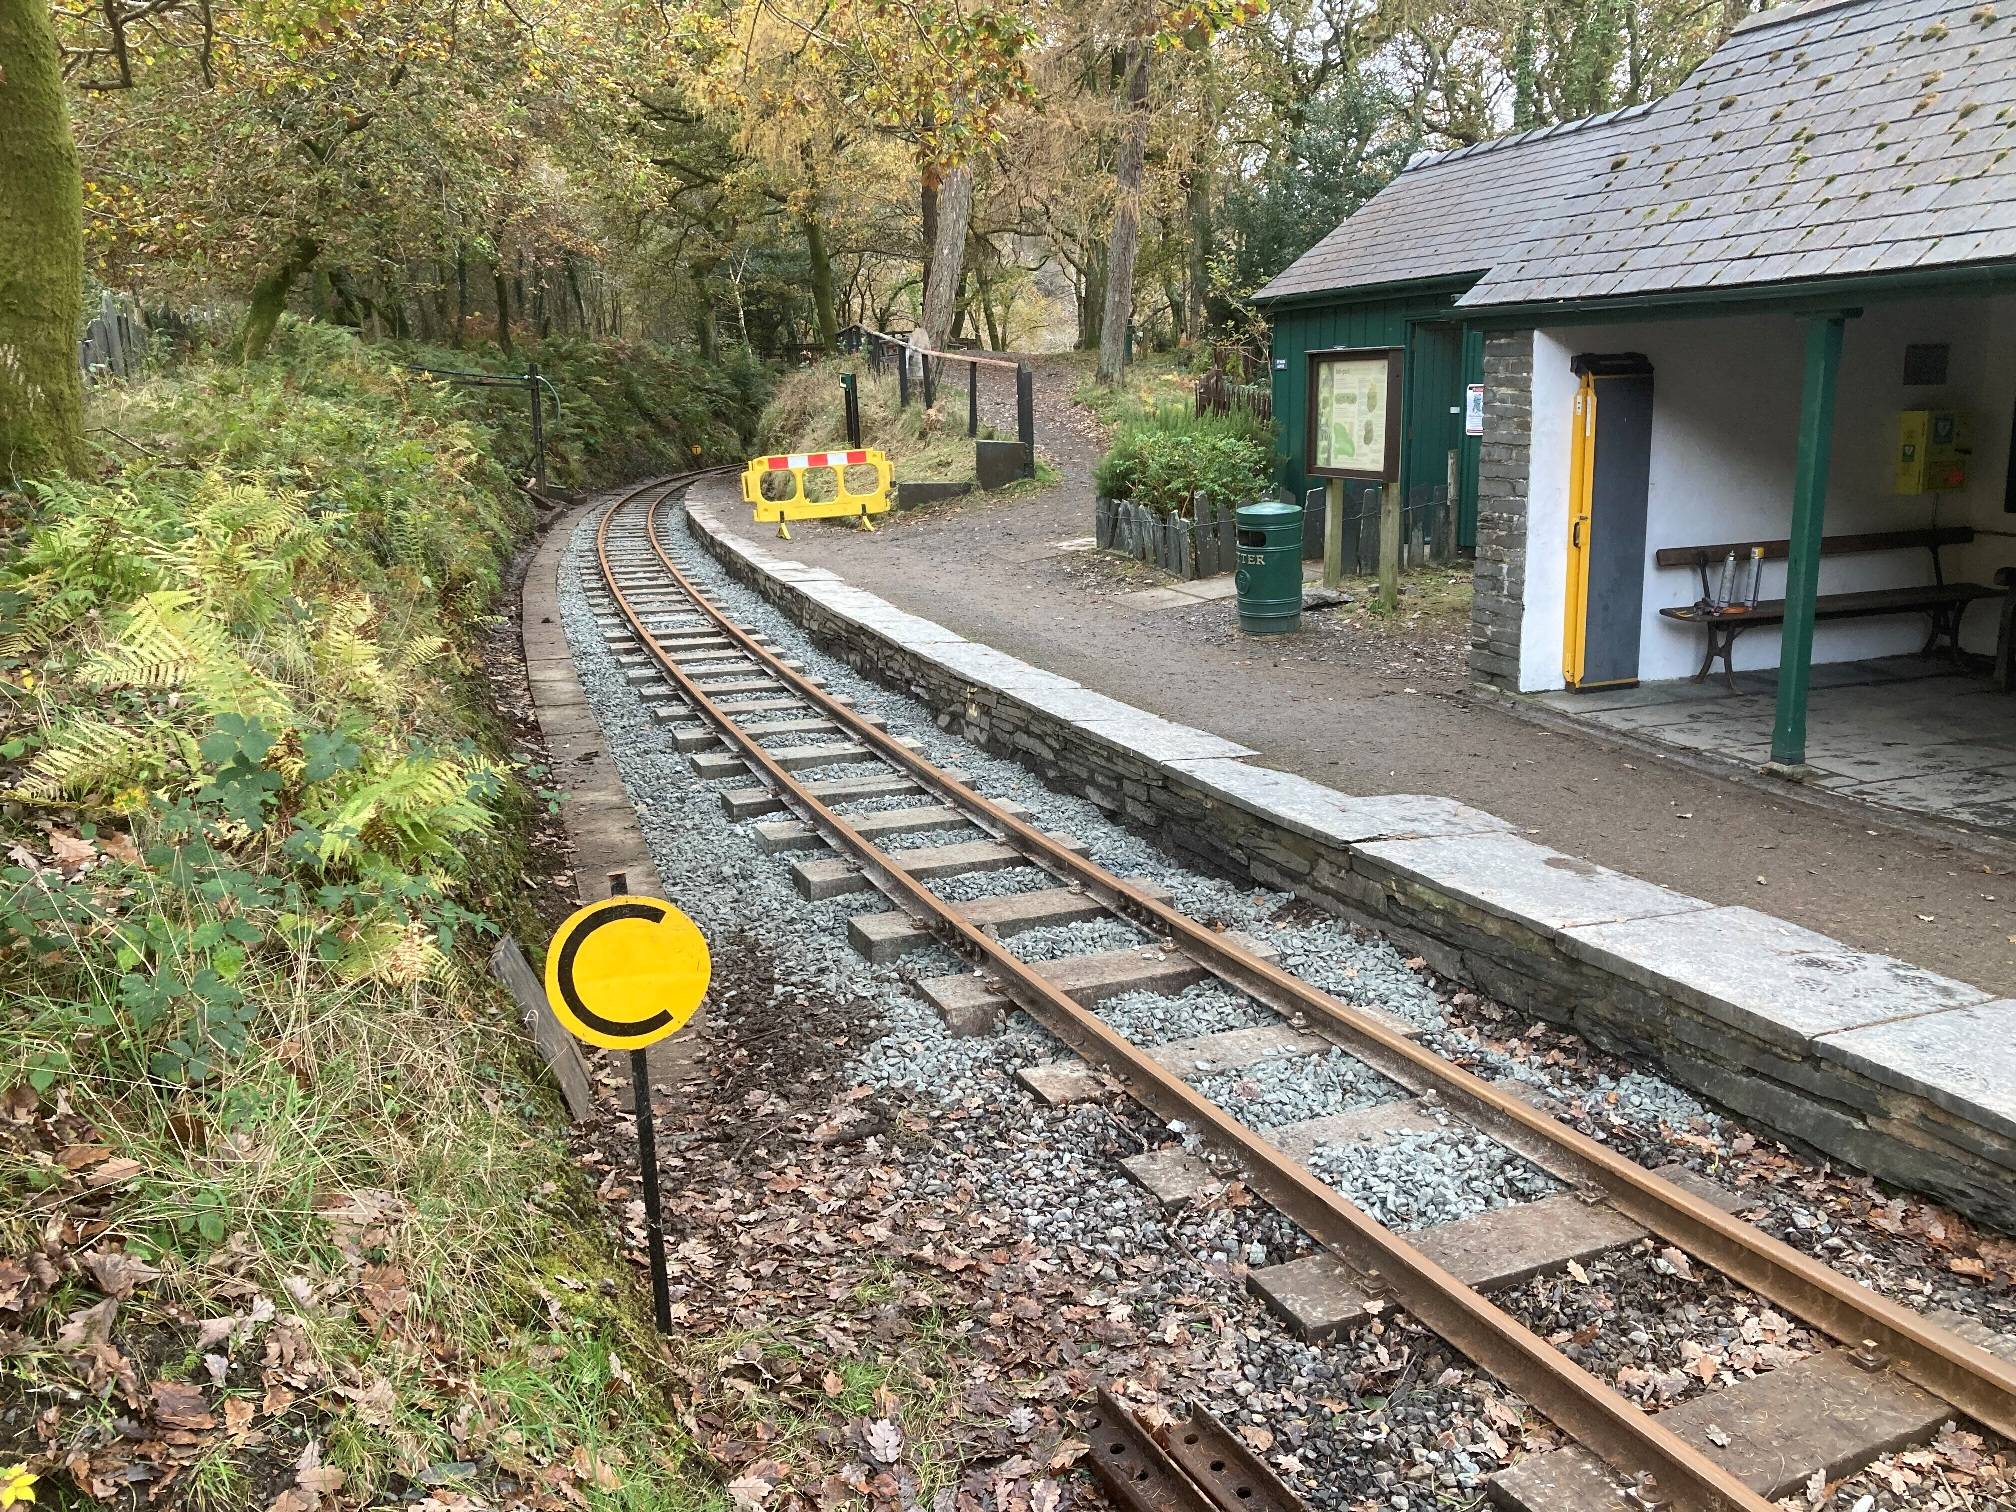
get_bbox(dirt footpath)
[722,356,2016,994]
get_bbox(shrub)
[1093,404,1274,516]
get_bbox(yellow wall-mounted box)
[1895,409,1972,494]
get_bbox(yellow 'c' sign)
[543,896,710,1051]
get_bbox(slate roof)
[1247,106,1651,302]
[1253,0,2016,310]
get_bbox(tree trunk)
[692,256,717,359]
[454,244,468,347]
[493,261,513,354]
[1183,167,1211,346]
[1078,243,1107,350]
[804,215,838,352]
[0,0,87,479]
[920,162,973,351]
[1096,41,1150,386]
[327,267,363,328]
[920,171,939,309]
[232,235,319,362]
[565,257,588,333]
[975,250,1004,350]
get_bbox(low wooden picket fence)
[79,291,148,383]
[1093,495,1245,580]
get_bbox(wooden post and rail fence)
[842,323,1036,481]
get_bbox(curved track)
[591,474,2016,1512]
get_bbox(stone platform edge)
[682,482,2016,1230]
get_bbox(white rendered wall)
[1514,294,2016,693]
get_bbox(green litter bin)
[1234,501,1303,635]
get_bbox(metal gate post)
[527,360,547,492]
[922,355,935,410]
[1016,362,1036,478]
[841,371,862,448]
[968,362,979,437]
[896,350,910,408]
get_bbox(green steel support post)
[1768,313,1848,771]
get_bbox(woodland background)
[40,0,1763,376]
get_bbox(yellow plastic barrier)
[740,448,893,539]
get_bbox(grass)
[758,358,1054,499]
[1070,350,1193,431]
[1323,561,1474,624]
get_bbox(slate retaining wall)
[683,482,2016,1231]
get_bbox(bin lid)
[1236,500,1303,524]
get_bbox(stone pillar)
[1469,330,1535,689]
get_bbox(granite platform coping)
[1564,905,1993,1057]
[1077,712,1258,763]
[792,580,900,617]
[1004,677,1175,723]
[841,601,975,647]
[1165,758,1511,846]
[925,639,1082,697]
[1356,830,1714,936]
[1816,998,2016,1144]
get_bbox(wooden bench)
[1656,528,2003,689]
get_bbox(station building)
[1255,0,2016,823]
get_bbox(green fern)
[15,716,197,804]
[332,917,449,985]
[79,590,296,731]
[307,752,497,873]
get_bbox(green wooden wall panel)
[1268,285,1482,551]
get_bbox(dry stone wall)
[1470,330,1533,690]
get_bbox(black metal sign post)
[840,370,862,448]
[631,1045,673,1332]
[543,875,708,1341]
[527,361,548,492]
[605,870,674,1334]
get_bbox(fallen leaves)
[150,1381,217,1432]
[863,1418,905,1464]
[82,1248,160,1299]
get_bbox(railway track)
[587,473,2016,1512]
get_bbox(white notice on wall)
[1465,384,1485,437]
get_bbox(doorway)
[1562,353,1655,690]
[1404,321,1465,547]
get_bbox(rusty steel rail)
[593,480,2016,1510]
